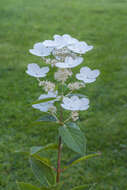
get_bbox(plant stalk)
[56,136,62,183]
[56,105,63,183]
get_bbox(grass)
[0,0,127,189]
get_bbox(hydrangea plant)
[17,34,101,190]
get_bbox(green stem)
[56,136,62,183]
[56,104,63,183]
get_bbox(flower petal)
[89,70,100,78]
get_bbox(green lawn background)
[0,0,127,189]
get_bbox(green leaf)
[17,182,41,190]
[31,121,59,128]
[30,143,58,155]
[70,184,89,190]
[29,156,55,186]
[66,155,81,165]
[33,154,51,166]
[17,182,63,190]
[37,115,57,122]
[32,97,56,105]
[59,123,86,155]
[49,183,63,190]
[30,146,43,155]
[64,153,100,169]
[15,150,30,156]
[32,114,58,126]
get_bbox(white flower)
[76,67,100,83]
[26,63,49,78]
[55,56,83,68]
[43,35,66,49]
[32,91,57,112]
[29,42,52,57]
[54,68,72,82]
[62,34,78,45]
[42,34,93,55]
[61,96,89,111]
[68,82,85,90]
[68,41,93,54]
[43,34,77,49]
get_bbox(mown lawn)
[0,0,127,189]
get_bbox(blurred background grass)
[0,0,127,189]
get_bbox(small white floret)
[39,80,55,92]
[26,63,49,78]
[71,111,79,121]
[54,68,72,82]
[68,82,85,90]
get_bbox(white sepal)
[76,66,100,83]
[29,42,52,57]
[55,56,83,68]
[26,63,49,78]
[61,96,89,111]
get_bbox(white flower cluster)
[39,80,55,92]
[54,68,72,83]
[68,82,85,91]
[43,34,93,54]
[71,111,79,121]
[26,34,100,118]
[28,34,92,69]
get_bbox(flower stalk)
[24,34,101,189]
[56,136,62,183]
[56,104,63,183]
